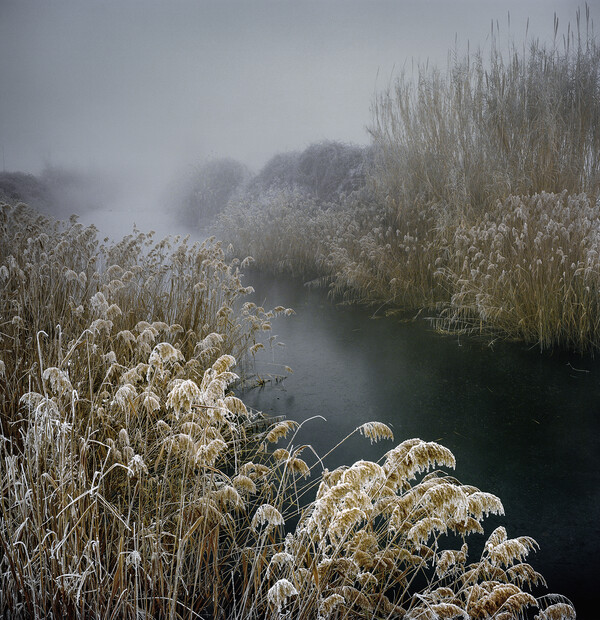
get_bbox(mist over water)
[75,166,189,241]
[1,0,593,232]
[2,1,599,616]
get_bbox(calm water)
[242,271,600,617]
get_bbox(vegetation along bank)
[0,202,575,617]
[200,22,600,353]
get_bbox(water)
[241,270,600,617]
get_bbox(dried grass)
[0,203,575,617]
[218,13,600,352]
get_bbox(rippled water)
[241,270,600,616]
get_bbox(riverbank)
[217,24,600,354]
[0,203,575,618]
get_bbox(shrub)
[0,167,117,219]
[247,151,302,196]
[247,141,373,205]
[295,141,372,203]
[0,171,53,212]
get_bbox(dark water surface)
[241,271,600,617]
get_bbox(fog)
[0,0,594,236]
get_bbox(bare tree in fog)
[247,141,373,205]
[177,158,249,228]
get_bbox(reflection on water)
[242,270,600,616]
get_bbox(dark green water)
[241,271,600,617]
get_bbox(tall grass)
[0,202,574,618]
[436,191,600,350]
[370,10,600,222]
[369,12,600,348]
[219,187,335,279]
[218,13,600,352]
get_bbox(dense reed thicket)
[370,13,600,223]
[219,187,338,279]
[217,15,600,352]
[0,202,574,618]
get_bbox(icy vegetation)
[0,203,575,617]
[217,16,600,352]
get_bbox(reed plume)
[1,200,574,617]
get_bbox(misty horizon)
[1,0,596,237]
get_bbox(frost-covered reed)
[218,15,600,352]
[435,191,600,349]
[219,187,337,279]
[0,202,574,617]
[370,10,600,223]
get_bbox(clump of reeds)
[370,9,600,223]
[0,201,574,618]
[0,202,277,422]
[435,191,600,349]
[218,187,337,279]
[218,12,600,352]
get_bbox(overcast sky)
[0,0,595,182]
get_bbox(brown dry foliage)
[0,202,574,618]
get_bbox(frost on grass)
[267,578,298,613]
[0,202,575,618]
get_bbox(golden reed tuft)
[0,201,576,618]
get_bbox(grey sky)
[0,0,594,180]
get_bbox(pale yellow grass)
[0,202,574,618]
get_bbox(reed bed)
[0,202,574,618]
[436,191,600,349]
[219,187,337,279]
[218,15,600,352]
[370,10,600,223]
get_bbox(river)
[241,270,600,617]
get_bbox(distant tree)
[0,167,117,218]
[247,142,373,205]
[179,158,249,227]
[0,171,52,211]
[297,141,372,203]
[246,151,302,196]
